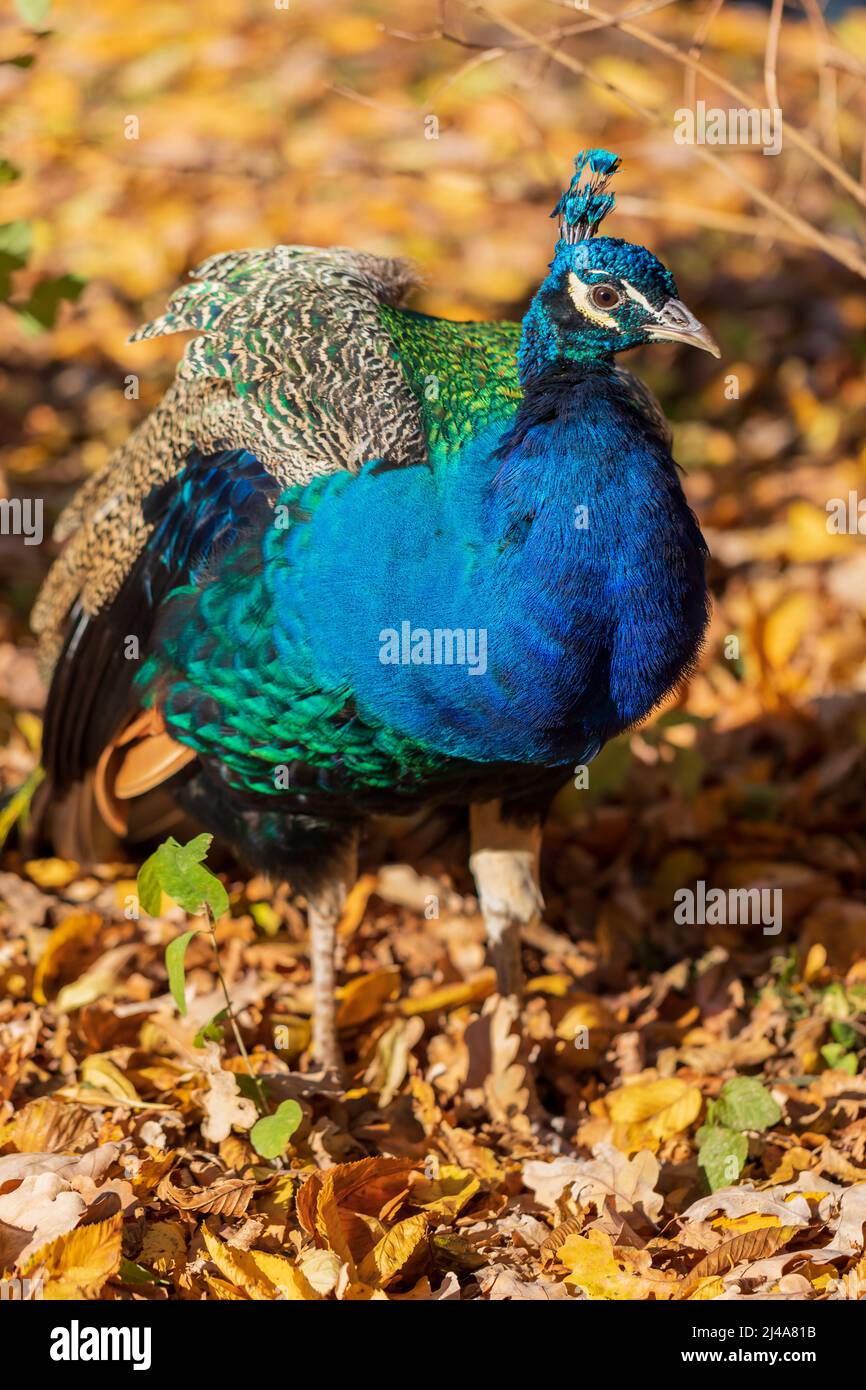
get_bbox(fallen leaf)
[32,913,102,1004]
[20,1214,122,1299]
[357,1213,429,1288]
[410,1165,480,1220]
[560,1229,675,1300]
[676,1225,799,1297]
[337,968,401,1028]
[195,1042,258,1142]
[606,1079,703,1153]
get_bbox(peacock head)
[518,150,719,382]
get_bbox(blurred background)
[1,0,866,975]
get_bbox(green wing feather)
[378,306,522,458]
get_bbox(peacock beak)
[648,299,721,358]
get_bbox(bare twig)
[799,0,842,157]
[385,0,684,56]
[684,0,727,115]
[764,0,784,115]
[614,193,812,247]
[205,906,268,1115]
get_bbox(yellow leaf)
[201,1229,276,1300]
[594,55,667,109]
[525,974,573,997]
[315,1171,356,1272]
[321,14,381,54]
[687,1276,727,1300]
[203,1276,248,1300]
[606,1079,703,1153]
[803,942,827,983]
[357,1214,429,1289]
[130,1150,179,1198]
[247,1250,318,1300]
[337,872,377,937]
[712,1213,781,1233]
[555,997,614,1040]
[767,1147,814,1183]
[411,1166,480,1220]
[55,949,134,1014]
[32,912,102,1004]
[24,857,79,890]
[297,1247,342,1295]
[560,1230,671,1300]
[113,878,139,911]
[337,968,401,1028]
[400,975,495,1016]
[785,501,851,563]
[340,1279,389,1300]
[21,1214,122,1299]
[15,711,43,753]
[80,1053,141,1103]
[271,1014,311,1059]
[763,592,813,669]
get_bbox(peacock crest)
[551,148,622,243]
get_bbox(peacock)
[30,150,718,1068]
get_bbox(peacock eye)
[590,283,621,310]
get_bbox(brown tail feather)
[34,707,198,864]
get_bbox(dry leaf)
[410,1165,480,1220]
[606,1079,703,1153]
[465,995,531,1132]
[20,1214,122,1299]
[32,913,102,1004]
[560,1229,675,1300]
[140,1220,186,1277]
[357,1213,429,1288]
[337,968,401,1028]
[676,1226,799,1298]
[156,1172,257,1218]
[195,1042,257,1142]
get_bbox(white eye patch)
[567,271,619,329]
[620,280,656,314]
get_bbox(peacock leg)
[469,801,543,999]
[307,833,358,1071]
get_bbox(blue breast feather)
[150,367,709,780]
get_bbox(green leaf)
[820,982,852,1021]
[15,0,52,26]
[712,1077,782,1133]
[821,1043,858,1075]
[165,930,199,1016]
[16,272,85,331]
[194,1007,229,1048]
[136,853,164,917]
[0,219,32,263]
[250,1100,303,1160]
[119,1257,160,1285]
[137,834,229,919]
[697,1125,748,1192]
[830,1019,858,1050]
[0,161,21,184]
